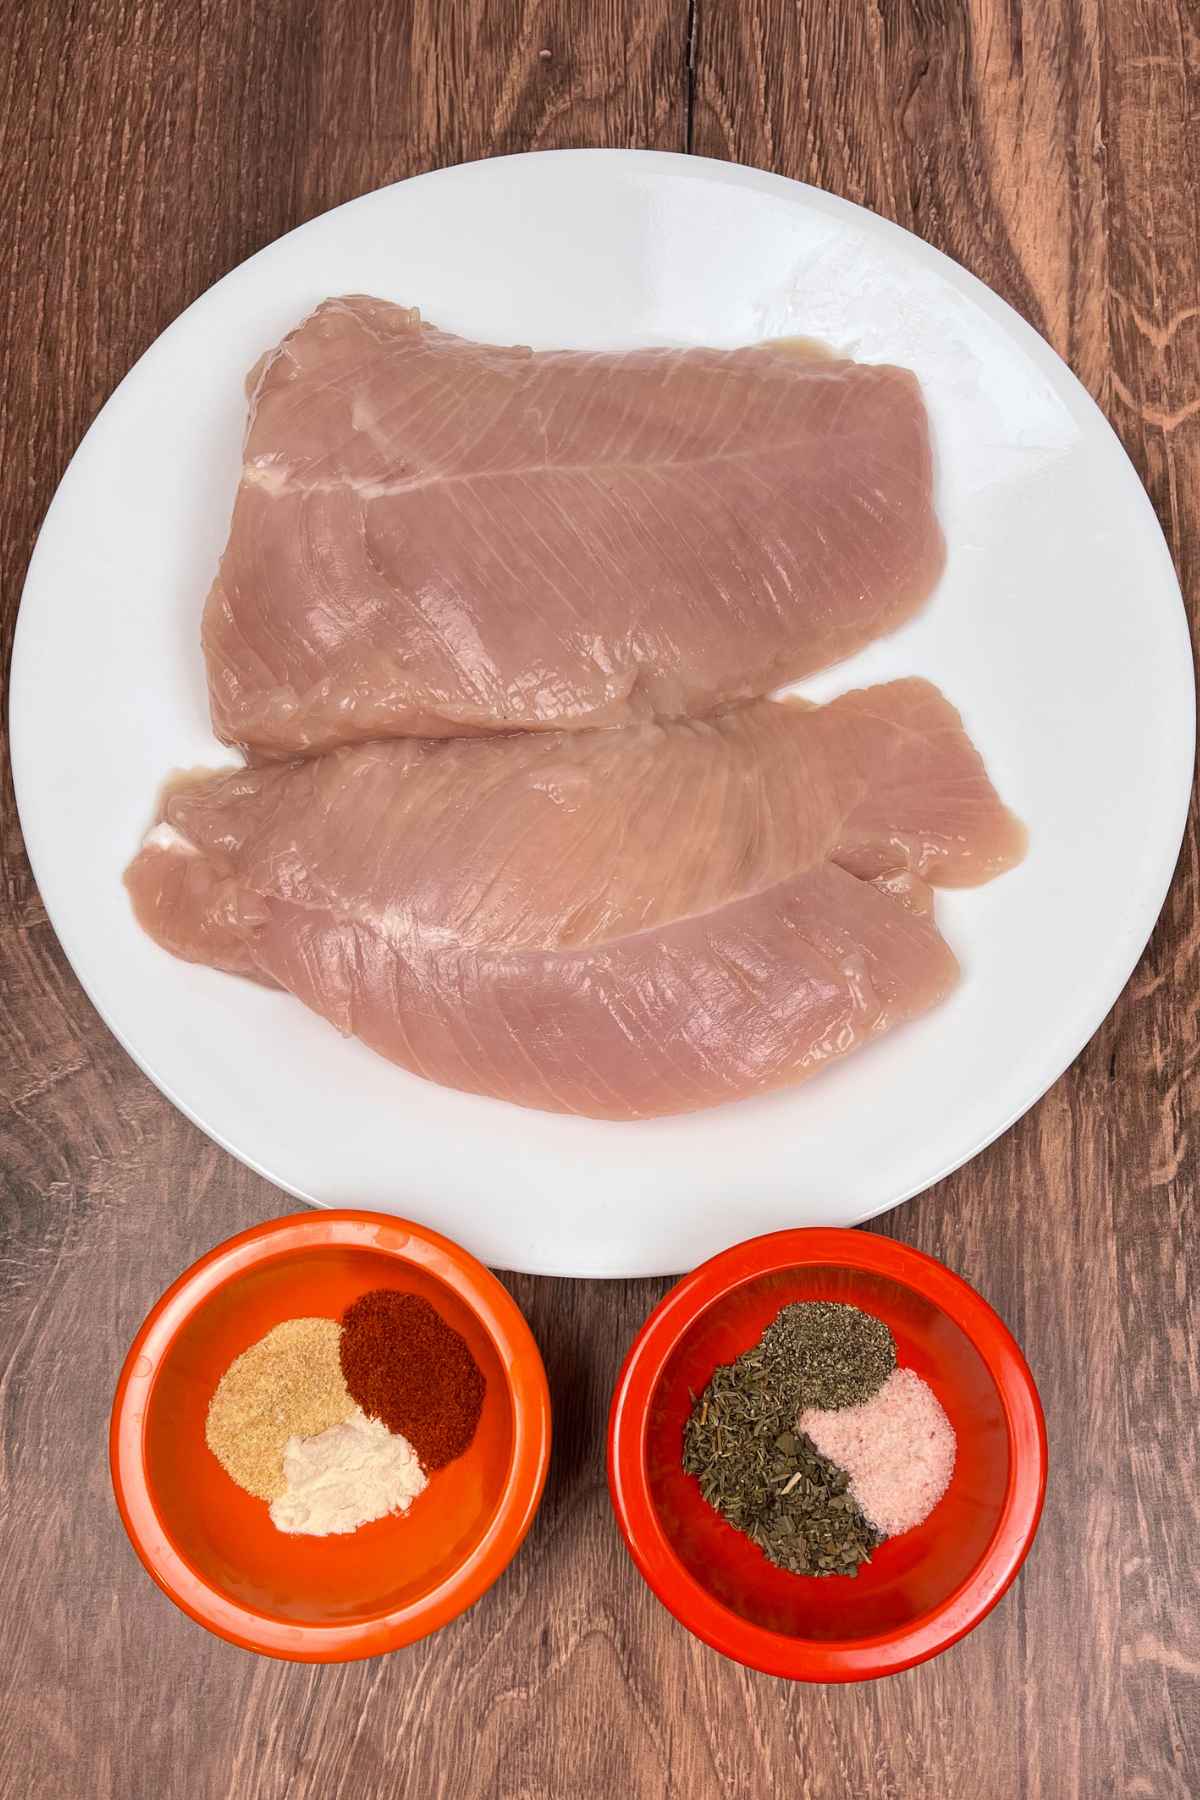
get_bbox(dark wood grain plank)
[1,2,1197,1797]
[693,5,1199,1795]
[1098,6,1200,1793]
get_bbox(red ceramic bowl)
[111,1211,551,1661]
[608,1228,1045,1681]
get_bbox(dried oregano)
[681,1302,895,1577]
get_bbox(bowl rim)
[110,1208,551,1662]
[606,1226,1046,1682]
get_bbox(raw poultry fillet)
[202,296,945,756]
[126,680,1024,1120]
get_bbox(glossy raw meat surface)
[202,297,945,755]
[126,681,1023,1119]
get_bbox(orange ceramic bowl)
[608,1228,1045,1682]
[111,1210,551,1661]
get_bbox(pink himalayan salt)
[799,1367,955,1538]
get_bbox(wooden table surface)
[2,4,1197,1796]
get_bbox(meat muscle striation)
[202,297,945,756]
[126,681,1024,1119]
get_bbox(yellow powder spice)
[205,1318,355,1502]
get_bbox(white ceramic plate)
[11,152,1193,1276]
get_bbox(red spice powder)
[339,1289,485,1470]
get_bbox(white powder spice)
[269,1407,427,1536]
[799,1366,956,1538]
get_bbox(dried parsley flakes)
[758,1300,895,1411]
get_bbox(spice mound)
[800,1367,955,1538]
[204,1289,486,1539]
[205,1318,354,1503]
[270,1407,427,1536]
[753,1300,896,1410]
[682,1300,956,1578]
[340,1290,486,1471]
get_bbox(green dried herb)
[758,1300,895,1411]
[681,1301,895,1578]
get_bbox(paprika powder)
[339,1289,485,1470]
